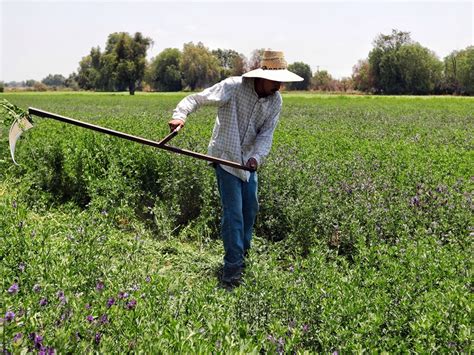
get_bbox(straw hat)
[243,50,303,82]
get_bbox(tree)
[397,44,442,94]
[248,49,265,70]
[25,80,37,88]
[77,56,98,90]
[311,70,333,91]
[369,30,413,94]
[148,48,183,91]
[212,49,247,79]
[77,47,102,90]
[180,42,220,90]
[65,73,80,91]
[373,29,412,51]
[443,51,459,93]
[457,46,474,95]
[107,32,153,95]
[286,62,312,90]
[368,29,442,94]
[77,32,152,94]
[339,77,354,92]
[443,46,474,95]
[230,54,247,76]
[352,59,373,92]
[98,52,119,91]
[41,74,66,88]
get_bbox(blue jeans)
[215,165,258,281]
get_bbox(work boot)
[220,266,244,290]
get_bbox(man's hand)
[168,119,185,132]
[246,157,258,171]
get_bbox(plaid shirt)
[172,76,282,181]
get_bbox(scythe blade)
[9,117,34,165]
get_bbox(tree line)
[2,29,473,95]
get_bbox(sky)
[1,0,473,82]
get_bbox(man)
[168,50,303,287]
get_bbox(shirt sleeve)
[251,104,282,165]
[172,78,235,122]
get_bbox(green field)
[1,92,472,353]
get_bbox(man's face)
[255,78,282,98]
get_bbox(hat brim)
[242,68,303,82]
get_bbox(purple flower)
[38,347,55,355]
[277,337,285,354]
[267,335,276,343]
[118,291,129,299]
[29,333,43,349]
[145,276,151,283]
[106,298,115,308]
[5,311,15,322]
[33,284,41,293]
[57,291,67,305]
[13,332,23,342]
[126,299,137,310]
[96,282,104,292]
[302,324,309,333]
[95,332,102,344]
[411,195,421,207]
[60,311,71,322]
[39,298,48,307]
[85,303,91,310]
[86,315,94,323]
[33,334,43,349]
[8,283,19,295]
[18,262,26,272]
[99,314,108,324]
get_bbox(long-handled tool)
[9,107,253,171]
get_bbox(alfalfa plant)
[0,99,32,128]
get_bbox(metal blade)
[9,117,34,165]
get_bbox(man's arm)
[168,78,235,131]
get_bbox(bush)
[33,82,49,91]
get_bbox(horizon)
[1,0,473,83]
